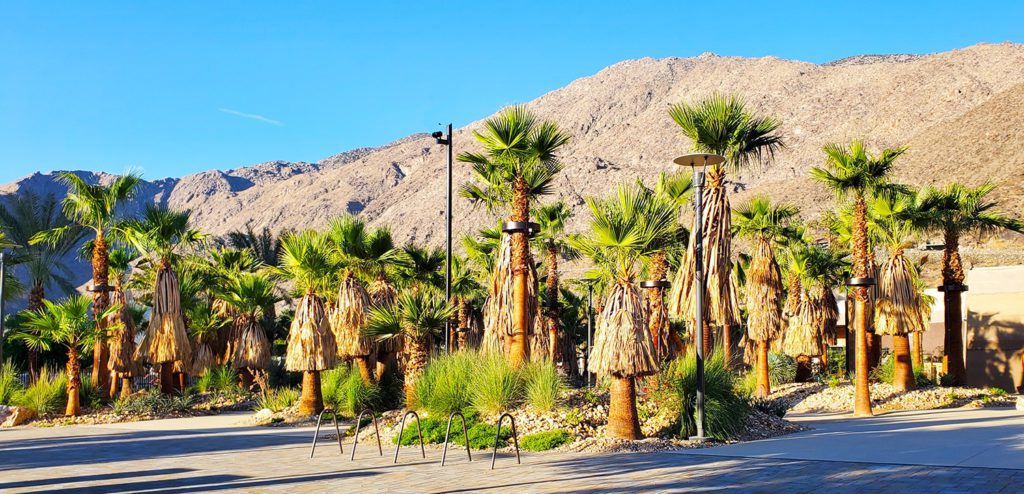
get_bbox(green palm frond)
[669,93,783,171]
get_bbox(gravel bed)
[774,381,1016,413]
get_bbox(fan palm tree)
[277,230,338,415]
[325,216,377,383]
[576,184,670,439]
[915,182,1023,385]
[459,105,571,367]
[22,295,115,416]
[732,196,798,396]
[532,201,576,365]
[220,271,279,390]
[365,291,453,402]
[119,205,204,394]
[30,172,140,389]
[449,255,483,351]
[225,224,287,268]
[668,94,783,366]
[811,140,905,416]
[105,247,140,398]
[646,175,692,361]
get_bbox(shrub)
[520,429,572,452]
[321,366,382,415]
[825,347,846,377]
[113,389,196,416]
[78,377,103,410]
[469,353,524,415]
[736,372,757,397]
[14,367,67,415]
[523,360,563,412]
[0,361,24,405]
[455,422,511,449]
[412,351,475,415]
[256,387,299,412]
[750,397,788,418]
[194,365,242,395]
[873,353,895,383]
[767,352,797,386]
[668,348,750,440]
[986,387,1009,397]
[393,416,446,445]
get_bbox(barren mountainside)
[3,43,1024,279]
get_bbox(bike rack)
[393,410,426,463]
[350,409,384,460]
[440,411,472,467]
[309,408,343,458]
[490,412,521,469]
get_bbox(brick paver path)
[2,412,1022,493]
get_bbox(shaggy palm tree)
[105,247,139,398]
[365,291,453,402]
[668,94,783,366]
[22,295,115,416]
[220,271,279,390]
[0,191,84,380]
[449,255,483,351]
[225,224,287,268]
[811,140,905,416]
[870,193,926,391]
[732,196,798,397]
[652,172,692,359]
[915,182,1023,385]
[459,105,570,367]
[31,172,140,389]
[326,216,377,383]
[120,205,204,394]
[532,201,576,365]
[576,184,668,439]
[277,230,338,415]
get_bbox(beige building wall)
[965,265,1024,392]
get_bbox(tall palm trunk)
[756,340,770,397]
[91,233,111,391]
[509,177,531,367]
[545,240,560,363]
[607,376,642,439]
[298,371,323,416]
[941,228,966,386]
[353,357,373,384]
[851,196,873,417]
[27,282,44,382]
[456,297,470,350]
[403,334,428,403]
[892,334,916,391]
[65,346,82,416]
[911,332,922,370]
[647,251,669,359]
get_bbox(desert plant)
[520,429,572,452]
[13,366,67,415]
[113,388,197,416]
[470,353,525,415]
[256,387,300,412]
[767,352,797,386]
[669,348,750,440]
[320,366,381,414]
[523,359,563,412]
[411,350,476,415]
[0,361,25,405]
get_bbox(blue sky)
[2,1,1022,183]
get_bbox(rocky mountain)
[3,42,1024,290]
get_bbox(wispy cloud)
[218,108,282,126]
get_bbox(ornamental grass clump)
[523,359,563,413]
[0,361,23,405]
[669,348,750,440]
[469,353,525,415]
[14,366,67,415]
[411,350,476,415]
[321,365,381,415]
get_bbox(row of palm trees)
[2,94,1020,433]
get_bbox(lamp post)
[586,281,594,389]
[433,124,453,352]
[673,153,725,441]
[0,252,6,365]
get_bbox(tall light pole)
[586,282,594,388]
[0,252,6,365]
[433,124,454,352]
[673,153,725,441]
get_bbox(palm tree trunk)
[892,333,915,392]
[852,195,873,416]
[607,376,642,439]
[160,362,175,395]
[795,355,812,382]
[647,251,669,360]
[120,376,132,400]
[545,241,560,364]
[298,371,323,416]
[239,368,254,391]
[65,347,81,416]
[509,177,531,367]
[91,232,111,391]
[403,337,428,403]
[354,356,373,384]
[755,340,770,397]
[941,228,966,386]
[911,332,922,370]
[457,298,470,350]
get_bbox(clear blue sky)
[2,1,1022,183]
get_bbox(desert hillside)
[3,42,1024,288]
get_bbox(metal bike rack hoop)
[350,409,384,460]
[310,408,343,458]
[490,412,521,470]
[440,411,473,467]
[393,410,426,463]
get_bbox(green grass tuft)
[523,360,564,413]
[0,361,24,405]
[520,429,572,451]
[255,387,300,412]
[668,348,750,440]
[13,367,67,415]
[469,353,524,415]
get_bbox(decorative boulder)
[253,408,274,425]
[1016,395,1024,412]
[1,406,37,428]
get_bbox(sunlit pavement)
[2,408,1022,493]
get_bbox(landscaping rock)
[252,408,274,425]
[1016,395,1024,411]
[2,406,37,427]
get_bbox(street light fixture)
[673,152,725,441]
[434,124,454,352]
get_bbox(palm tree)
[31,172,141,390]
[22,295,114,416]
[325,216,377,383]
[459,105,571,367]
[365,291,453,402]
[575,184,668,439]
[225,224,287,268]
[668,94,783,366]
[915,182,1023,385]
[397,244,446,292]
[449,255,483,351]
[532,201,576,365]
[105,247,139,398]
[119,205,204,394]
[647,174,692,361]
[870,192,927,391]
[732,196,798,397]
[220,271,279,390]
[811,140,905,416]
[277,230,338,415]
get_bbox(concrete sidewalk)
[679,407,1024,470]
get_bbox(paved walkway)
[1,408,1022,493]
